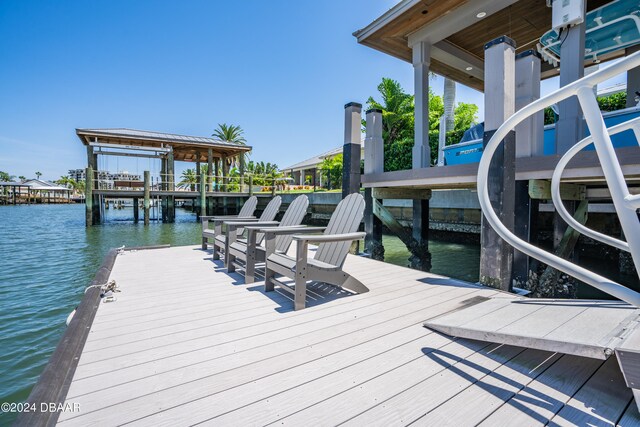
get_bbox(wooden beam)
[373,187,432,200]
[528,179,586,201]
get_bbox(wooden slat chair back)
[201,195,258,250]
[263,192,367,310]
[273,195,310,251]
[227,194,309,283]
[237,195,259,218]
[314,193,365,268]
[213,196,282,263]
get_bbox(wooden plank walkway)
[56,245,640,426]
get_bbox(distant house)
[282,142,364,187]
[0,179,72,204]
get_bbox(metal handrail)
[477,51,640,307]
[551,116,640,252]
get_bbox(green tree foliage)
[366,78,478,171]
[179,169,198,191]
[212,123,250,168]
[544,92,628,125]
[366,78,415,144]
[35,171,42,179]
[319,154,343,190]
[245,161,280,185]
[0,171,14,182]
[597,91,626,112]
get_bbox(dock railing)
[89,173,285,194]
[478,51,640,307]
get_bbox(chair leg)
[246,251,256,284]
[202,237,207,250]
[212,242,219,260]
[264,265,275,292]
[294,272,307,311]
[227,253,236,272]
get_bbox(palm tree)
[443,78,456,132]
[0,171,14,182]
[18,176,26,182]
[179,169,198,191]
[212,123,250,173]
[35,171,42,179]
[55,176,74,188]
[366,78,415,145]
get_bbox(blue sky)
[0,1,624,181]
[0,0,482,180]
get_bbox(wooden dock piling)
[85,166,93,226]
[143,171,150,225]
[133,197,139,222]
[199,173,206,218]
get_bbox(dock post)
[513,50,543,287]
[199,173,206,219]
[342,102,363,199]
[167,150,175,222]
[143,171,150,225]
[364,189,384,260]
[133,197,139,222]
[364,109,384,260]
[479,36,516,291]
[222,155,229,192]
[85,166,93,226]
[412,40,431,168]
[160,155,168,222]
[214,158,220,192]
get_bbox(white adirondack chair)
[213,196,282,263]
[201,195,258,250]
[263,193,367,310]
[227,194,310,283]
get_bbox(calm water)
[0,204,479,424]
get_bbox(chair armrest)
[201,215,256,222]
[224,220,279,227]
[292,232,365,243]
[255,226,326,235]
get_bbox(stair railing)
[477,51,640,307]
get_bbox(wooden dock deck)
[49,245,640,425]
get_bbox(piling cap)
[484,36,516,50]
[516,49,542,60]
[344,102,363,109]
[366,108,383,114]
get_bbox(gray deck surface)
[57,245,640,426]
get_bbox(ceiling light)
[465,66,473,71]
[476,11,486,18]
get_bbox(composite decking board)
[85,260,393,335]
[83,271,472,351]
[477,354,605,426]
[75,271,476,368]
[75,275,464,367]
[121,324,451,426]
[547,356,633,426]
[58,245,636,426]
[618,400,640,426]
[60,286,487,423]
[272,343,527,426]
[411,349,562,426]
[85,268,404,339]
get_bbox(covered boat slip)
[51,245,640,426]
